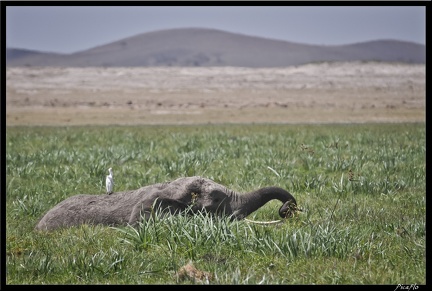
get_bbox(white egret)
[106,168,114,194]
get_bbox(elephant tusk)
[244,218,284,225]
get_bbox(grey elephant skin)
[35,176,297,231]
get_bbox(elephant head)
[35,176,298,231]
[130,177,298,223]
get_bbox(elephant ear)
[153,198,189,215]
[278,200,298,218]
[128,197,190,226]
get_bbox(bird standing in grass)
[106,168,114,194]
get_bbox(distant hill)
[6,27,426,67]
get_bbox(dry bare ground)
[6,62,425,126]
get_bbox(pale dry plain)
[6,62,425,126]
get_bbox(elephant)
[35,176,298,231]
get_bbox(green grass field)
[6,123,426,284]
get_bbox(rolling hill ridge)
[6,27,426,67]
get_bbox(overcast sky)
[5,5,426,54]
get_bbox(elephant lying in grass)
[35,176,298,231]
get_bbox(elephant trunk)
[232,187,297,219]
